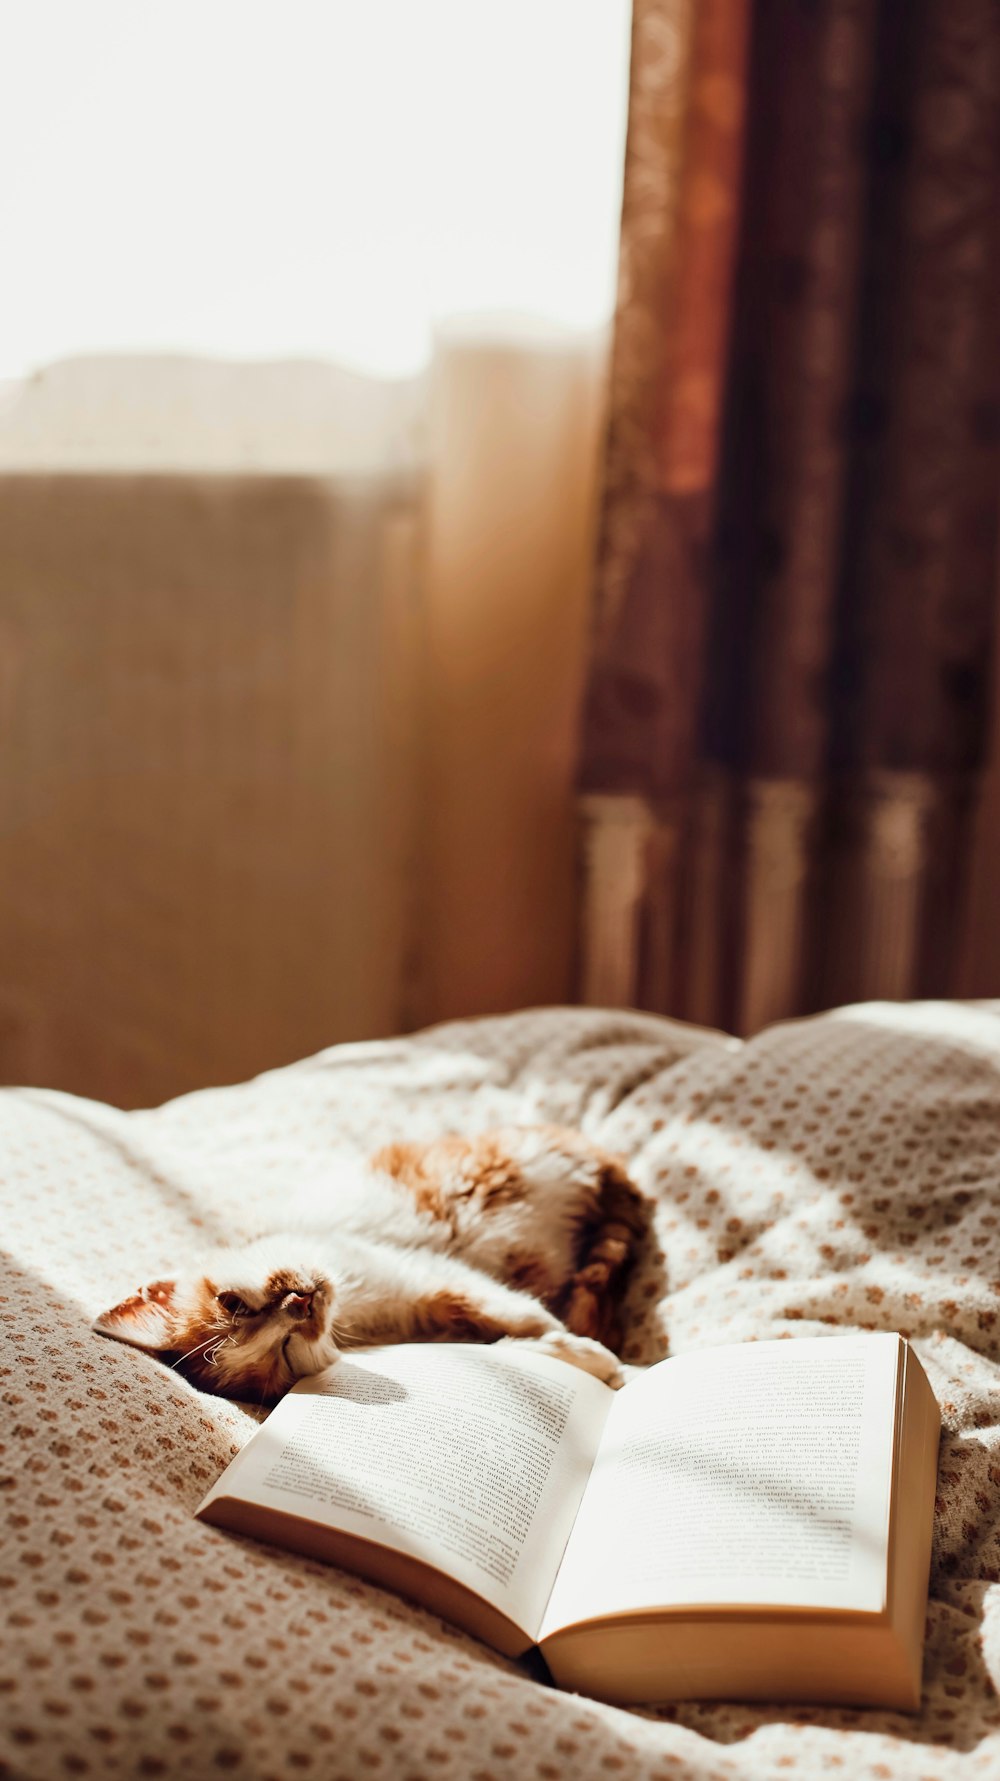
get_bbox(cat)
[93,1124,647,1403]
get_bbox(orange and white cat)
[94,1125,646,1402]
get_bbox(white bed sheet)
[2,1001,999,1778]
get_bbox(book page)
[198,1342,613,1639]
[541,1333,900,1638]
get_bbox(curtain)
[578,0,1000,1033]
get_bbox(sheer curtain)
[0,2,630,1102]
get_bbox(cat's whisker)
[169,1332,226,1371]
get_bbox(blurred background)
[1,0,998,1107]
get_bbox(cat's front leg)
[411,1273,625,1388]
[497,1329,625,1388]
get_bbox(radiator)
[0,473,420,1104]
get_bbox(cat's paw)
[507,1330,625,1388]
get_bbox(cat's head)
[92,1240,340,1402]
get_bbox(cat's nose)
[283,1291,314,1319]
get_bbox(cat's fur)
[94,1124,647,1402]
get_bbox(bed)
[3,1000,999,1779]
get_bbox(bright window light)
[2,1,630,381]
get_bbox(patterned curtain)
[578,0,1000,1032]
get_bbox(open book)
[196,1331,939,1707]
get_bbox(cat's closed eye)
[216,1291,255,1318]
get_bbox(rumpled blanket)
[3,1000,1000,1779]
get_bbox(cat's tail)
[559,1156,647,1352]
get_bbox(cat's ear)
[92,1280,181,1351]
